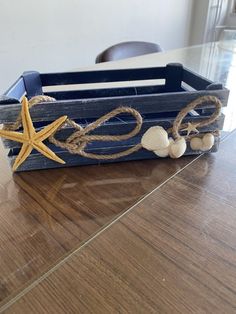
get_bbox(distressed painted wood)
[2,113,225,149]
[39,65,211,89]
[0,64,229,122]
[183,68,214,90]
[165,63,183,92]
[40,66,167,86]
[8,136,220,172]
[46,84,169,100]
[22,71,43,98]
[0,89,229,124]
[0,64,228,171]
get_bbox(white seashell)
[169,137,187,159]
[190,137,203,150]
[141,126,169,151]
[202,133,215,151]
[154,137,174,158]
[154,147,169,157]
[190,133,215,152]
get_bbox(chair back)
[96,41,163,63]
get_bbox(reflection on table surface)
[0,145,192,303]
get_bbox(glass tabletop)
[0,42,236,307]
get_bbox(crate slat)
[183,68,214,90]
[0,89,229,124]
[2,113,225,149]
[40,66,167,86]
[8,136,220,172]
[46,84,168,100]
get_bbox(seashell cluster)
[141,126,187,159]
[190,133,215,151]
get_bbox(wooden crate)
[0,63,229,171]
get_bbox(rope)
[3,95,56,131]
[3,94,222,160]
[171,95,222,140]
[49,107,143,160]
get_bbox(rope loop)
[49,106,143,159]
[172,95,222,139]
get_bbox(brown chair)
[95,41,163,63]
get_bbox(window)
[232,0,236,14]
[225,0,236,27]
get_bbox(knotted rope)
[171,95,222,140]
[49,107,143,160]
[4,94,222,160]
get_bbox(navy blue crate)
[0,63,229,171]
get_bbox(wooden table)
[1,42,236,313]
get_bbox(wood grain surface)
[2,130,236,313]
[1,42,236,313]
[0,140,192,306]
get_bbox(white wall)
[0,0,193,93]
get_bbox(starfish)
[181,122,199,136]
[0,97,67,171]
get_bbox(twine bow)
[49,106,143,160]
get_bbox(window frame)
[230,0,236,15]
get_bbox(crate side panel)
[9,136,220,172]
[183,68,213,90]
[3,77,25,102]
[2,113,225,149]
